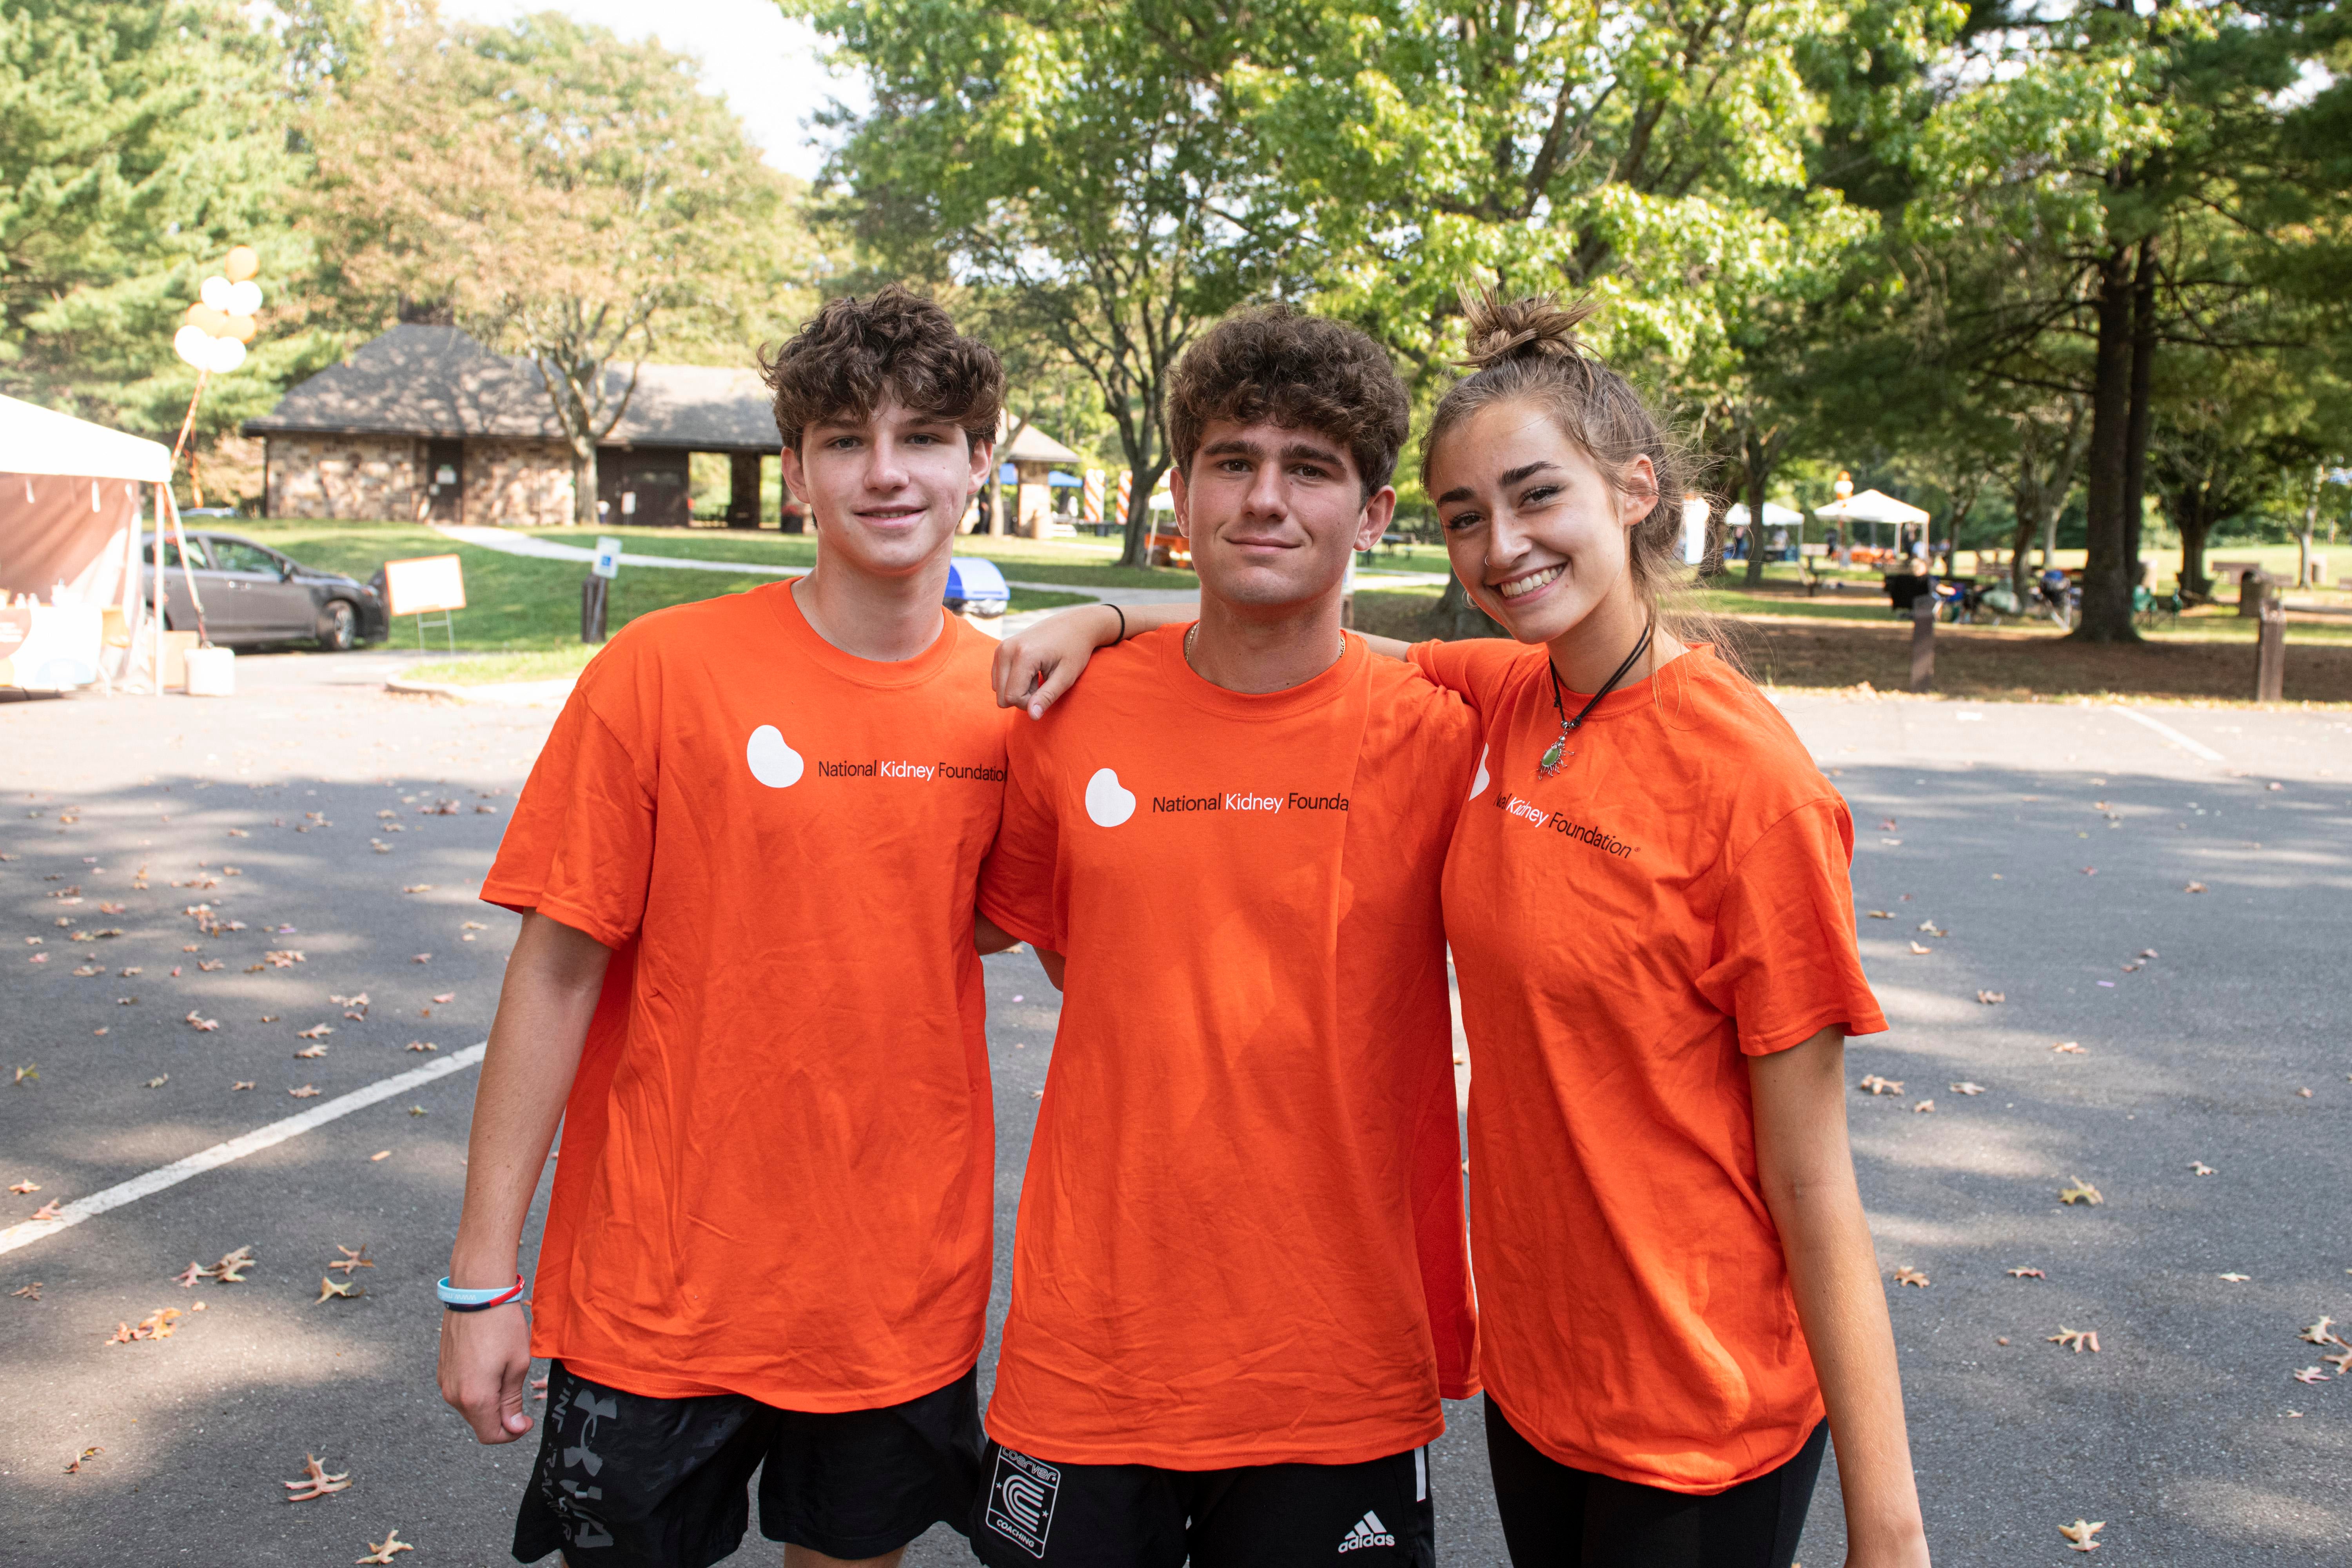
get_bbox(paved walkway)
[430,524,1205,606]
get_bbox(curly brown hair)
[1165,306,1411,496]
[759,285,1004,452]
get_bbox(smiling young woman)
[1397,292,1930,1568]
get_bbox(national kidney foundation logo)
[1084,767,1136,827]
[745,725,804,788]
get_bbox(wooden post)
[1909,592,1936,693]
[2238,569,2269,618]
[2255,597,2285,702]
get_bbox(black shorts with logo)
[512,1359,983,1568]
[968,1437,1435,1568]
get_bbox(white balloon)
[174,325,213,367]
[206,335,247,373]
[200,275,232,310]
[225,279,262,315]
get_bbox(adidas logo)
[1337,1510,1397,1553]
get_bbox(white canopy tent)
[1813,488,1931,557]
[1725,500,1804,530]
[0,395,176,692]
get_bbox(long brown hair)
[1420,289,1708,635]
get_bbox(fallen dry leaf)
[2296,1087,2313,1098]
[65,1445,100,1474]
[2049,1326,2101,1353]
[172,1261,207,1288]
[30,1200,62,1221]
[264,950,304,968]
[327,1245,375,1276]
[405,1041,436,1053]
[296,1024,333,1040]
[2059,1519,2105,1553]
[316,1276,364,1305]
[1907,941,1932,955]
[294,1044,328,1060]
[399,884,435,895]
[1858,1074,1906,1096]
[8,1181,38,1194]
[1893,1265,1931,1287]
[1867,909,1894,919]
[368,1150,390,1162]
[13,1282,42,1300]
[2185,882,2207,893]
[356,1528,414,1564]
[106,1306,182,1343]
[231,1080,255,1091]
[2220,1272,2251,1282]
[1917,920,1947,936]
[1951,1082,1987,1096]
[2059,1178,2105,1206]
[283,1454,352,1503]
[410,954,430,964]
[2053,1041,2087,1054]
[2290,1366,2330,1385]
[289,1085,320,1099]
[2189,1161,2216,1176]
[183,1011,220,1033]
[2324,1350,2352,1375]
[2009,1267,2047,1279]
[196,959,223,973]
[1975,990,2005,1005]
[1913,1100,1935,1114]
[2299,1317,2341,1347]
[430,993,454,1004]
[210,1245,256,1283]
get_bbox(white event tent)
[1812,487,1931,556]
[0,394,174,691]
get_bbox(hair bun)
[1456,287,1600,370]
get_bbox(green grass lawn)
[232,519,1086,658]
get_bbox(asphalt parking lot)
[2,655,2347,1566]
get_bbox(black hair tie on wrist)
[1111,604,1126,642]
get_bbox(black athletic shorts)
[967,1436,1435,1567]
[1484,1396,1827,1568]
[512,1359,983,1567]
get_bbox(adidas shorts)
[511,1359,982,1568]
[968,1437,1434,1568]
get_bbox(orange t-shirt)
[977,626,1480,1469]
[481,582,1013,1412]
[1408,638,1887,1494]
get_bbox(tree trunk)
[1741,452,1771,590]
[2171,489,2213,600]
[2300,467,2322,588]
[1426,571,1509,640]
[2122,238,2158,596]
[572,440,599,528]
[1118,465,1167,568]
[2075,244,2140,643]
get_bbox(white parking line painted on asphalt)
[0,1042,487,1258]
[2109,705,2228,763]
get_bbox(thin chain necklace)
[1537,619,1654,778]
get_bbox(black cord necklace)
[1537,619,1654,778]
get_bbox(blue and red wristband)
[437,1274,526,1312]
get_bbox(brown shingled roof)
[243,324,777,452]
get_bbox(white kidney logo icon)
[1468,743,1490,800]
[1084,767,1136,827]
[746,725,804,788]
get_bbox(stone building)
[245,324,778,527]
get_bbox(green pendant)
[1537,736,1567,778]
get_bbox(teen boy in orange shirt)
[971,309,1479,1567]
[438,288,1018,1568]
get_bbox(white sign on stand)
[593,537,622,579]
[383,554,466,652]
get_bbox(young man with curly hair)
[968,306,1480,1567]
[440,285,1019,1568]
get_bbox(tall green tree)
[0,1,348,451]
[793,0,1295,565]
[306,11,799,523]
